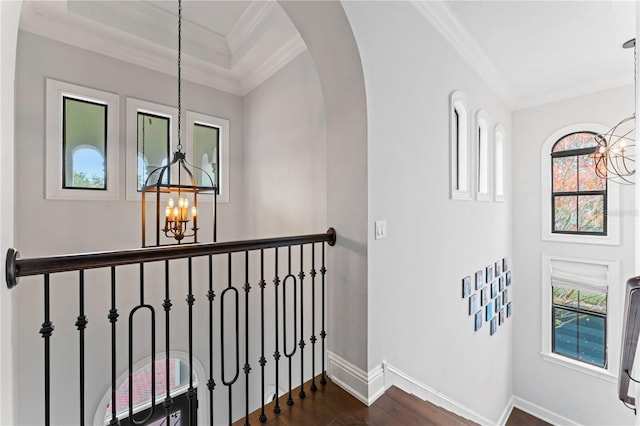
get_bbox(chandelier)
[141,0,217,247]
[592,38,636,185]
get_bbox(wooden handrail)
[619,276,640,406]
[5,228,336,289]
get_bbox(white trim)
[125,98,177,202]
[540,123,620,245]
[449,91,473,200]
[512,396,581,426]
[540,254,621,379]
[45,79,119,201]
[410,1,516,109]
[496,396,515,426]
[382,361,496,426]
[476,110,492,202]
[494,124,506,202]
[239,35,307,96]
[326,351,385,406]
[185,111,230,203]
[93,351,207,426]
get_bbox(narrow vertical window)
[63,97,107,190]
[193,123,220,188]
[47,79,119,200]
[450,91,471,200]
[137,112,170,190]
[551,132,606,235]
[494,126,505,201]
[476,111,492,201]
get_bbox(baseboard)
[496,396,515,426]
[513,396,580,426]
[383,361,498,426]
[326,351,385,406]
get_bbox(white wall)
[343,2,512,422]
[513,85,636,425]
[279,1,370,380]
[13,31,245,425]
[0,2,21,424]
[243,50,327,238]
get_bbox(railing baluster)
[310,244,317,392]
[5,229,336,425]
[76,270,88,426]
[243,251,251,426]
[207,254,216,426]
[258,249,267,423]
[221,252,240,425]
[128,264,156,425]
[283,246,297,406]
[273,248,281,415]
[163,260,173,424]
[187,257,197,425]
[40,274,53,426]
[321,243,327,385]
[108,267,120,425]
[298,245,306,399]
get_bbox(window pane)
[138,112,170,190]
[63,97,106,189]
[495,132,504,197]
[552,132,598,152]
[552,157,577,192]
[577,195,604,233]
[554,307,578,359]
[553,287,578,309]
[554,196,577,232]
[579,291,607,314]
[578,154,605,191]
[193,123,219,188]
[105,358,190,420]
[478,123,488,194]
[578,314,605,367]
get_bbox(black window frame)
[551,131,607,236]
[62,95,108,191]
[137,111,171,191]
[551,286,607,368]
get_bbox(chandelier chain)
[177,0,182,152]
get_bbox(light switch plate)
[375,220,387,240]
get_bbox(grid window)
[551,132,607,235]
[552,286,607,367]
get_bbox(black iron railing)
[6,228,335,426]
[619,276,640,408]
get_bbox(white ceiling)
[18,1,638,109]
[19,0,306,96]
[420,0,636,109]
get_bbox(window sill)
[540,352,616,383]
[541,231,619,246]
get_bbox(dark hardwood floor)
[234,377,550,426]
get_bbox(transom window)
[551,132,607,235]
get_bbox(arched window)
[450,91,471,200]
[494,126,505,202]
[476,110,492,201]
[551,132,607,235]
[95,353,207,426]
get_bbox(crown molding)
[240,35,307,96]
[226,1,276,54]
[411,0,516,109]
[19,0,306,97]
